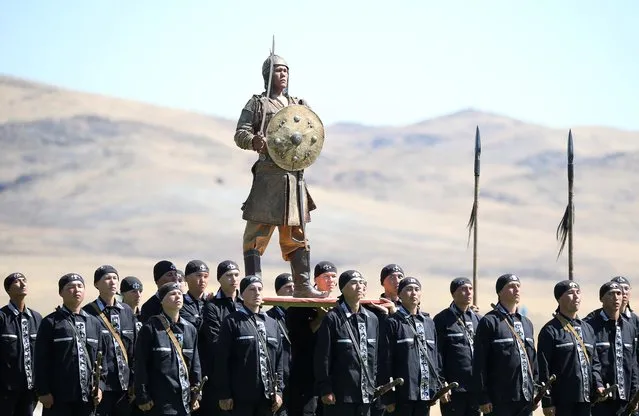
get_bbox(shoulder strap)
[492,309,535,378]
[246,316,280,395]
[452,309,475,346]
[401,315,443,389]
[554,314,590,363]
[157,315,189,376]
[91,302,129,364]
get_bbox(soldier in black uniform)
[433,277,481,416]
[379,264,404,305]
[181,260,210,330]
[379,277,449,416]
[200,260,243,414]
[0,272,42,416]
[287,261,338,416]
[314,270,379,416]
[585,281,639,416]
[83,265,137,416]
[267,273,294,416]
[135,282,202,416]
[120,277,143,326]
[472,274,538,416]
[140,260,181,324]
[215,275,284,416]
[537,280,604,416]
[35,273,109,416]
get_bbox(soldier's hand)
[252,133,267,153]
[94,388,103,406]
[192,400,200,411]
[271,394,283,412]
[298,98,309,106]
[385,404,396,413]
[321,393,336,405]
[39,394,54,409]
[542,406,555,416]
[219,398,234,411]
[440,390,452,404]
[479,403,492,414]
[138,400,154,411]
[378,298,397,315]
[470,304,480,314]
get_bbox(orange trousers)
[242,221,307,261]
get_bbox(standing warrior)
[433,277,482,416]
[0,273,42,416]
[584,282,638,416]
[472,274,538,416]
[537,280,604,416]
[234,53,325,298]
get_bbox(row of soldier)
[1,260,639,416]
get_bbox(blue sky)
[1,1,637,129]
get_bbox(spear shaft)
[556,130,574,280]
[467,126,481,304]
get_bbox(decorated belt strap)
[91,302,129,364]
[337,307,376,396]
[491,304,535,378]
[158,315,189,377]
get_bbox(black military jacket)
[266,306,291,389]
[135,312,201,415]
[433,303,482,393]
[83,297,137,392]
[472,304,538,406]
[379,306,443,405]
[585,309,639,402]
[139,293,162,324]
[314,301,379,404]
[537,312,604,407]
[214,306,284,403]
[35,306,109,403]
[0,303,42,392]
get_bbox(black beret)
[380,264,404,285]
[274,273,293,292]
[4,272,25,292]
[120,276,143,293]
[158,282,182,301]
[450,277,472,294]
[314,261,337,278]
[496,273,520,293]
[600,282,622,300]
[240,275,262,294]
[58,273,85,293]
[217,260,239,280]
[94,265,118,283]
[339,270,364,291]
[185,260,209,276]
[398,277,421,294]
[611,276,630,286]
[553,280,580,300]
[153,260,177,282]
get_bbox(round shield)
[266,104,325,171]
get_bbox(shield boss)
[266,104,325,171]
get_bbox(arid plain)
[2,74,639,415]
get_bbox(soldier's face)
[452,284,473,306]
[95,273,119,297]
[399,284,421,307]
[122,290,141,307]
[499,282,521,304]
[276,282,294,297]
[602,289,622,311]
[271,65,288,91]
[242,283,263,308]
[558,288,581,312]
[619,283,631,305]
[315,272,337,292]
[186,271,209,294]
[157,270,179,287]
[7,276,28,298]
[342,278,367,302]
[61,281,85,305]
[220,270,240,293]
[161,289,183,311]
[383,273,404,296]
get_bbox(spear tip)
[568,130,574,162]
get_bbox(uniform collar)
[60,305,89,318]
[215,288,241,301]
[6,301,32,318]
[450,302,472,317]
[239,304,266,319]
[600,309,621,323]
[398,305,422,319]
[96,297,123,311]
[496,302,521,318]
[339,299,369,318]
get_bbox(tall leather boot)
[244,249,262,278]
[290,248,329,298]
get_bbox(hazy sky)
[1,1,637,129]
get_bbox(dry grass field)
[2,74,638,415]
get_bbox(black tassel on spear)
[556,130,574,280]
[467,126,481,304]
